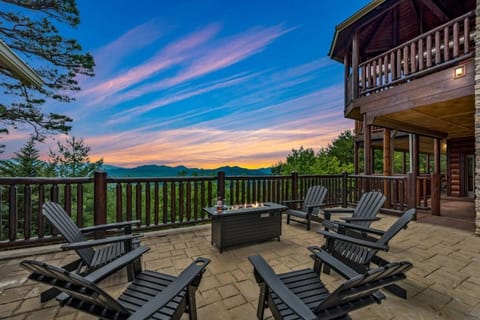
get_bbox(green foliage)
[0,0,94,150]
[325,130,354,166]
[0,138,52,176]
[49,136,103,177]
[272,130,355,175]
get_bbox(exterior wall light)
[454,65,465,79]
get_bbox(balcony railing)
[0,171,432,249]
[350,11,475,99]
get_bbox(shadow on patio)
[0,215,479,320]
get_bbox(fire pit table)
[203,202,287,253]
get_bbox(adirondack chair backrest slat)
[302,186,328,212]
[21,260,129,316]
[378,208,416,246]
[43,202,94,265]
[314,261,412,312]
[353,192,385,227]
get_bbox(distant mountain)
[103,164,272,177]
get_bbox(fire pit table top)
[203,202,287,217]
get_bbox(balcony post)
[383,128,392,208]
[342,171,348,207]
[407,172,417,220]
[94,171,107,238]
[352,31,359,99]
[291,172,298,207]
[431,138,441,215]
[363,114,372,175]
[217,171,225,200]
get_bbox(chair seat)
[90,242,125,269]
[118,270,187,319]
[270,268,329,319]
[286,209,309,219]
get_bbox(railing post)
[407,173,417,220]
[342,172,348,207]
[94,171,107,238]
[217,171,225,200]
[291,172,298,205]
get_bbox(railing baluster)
[154,182,159,225]
[38,185,45,238]
[163,182,168,224]
[9,185,17,242]
[418,38,424,71]
[435,31,441,64]
[126,183,132,221]
[403,46,409,75]
[186,182,191,221]
[178,182,184,223]
[426,35,432,67]
[170,182,176,223]
[77,184,83,227]
[116,183,123,223]
[145,182,151,226]
[453,21,459,57]
[410,42,416,73]
[464,17,470,53]
[24,185,31,240]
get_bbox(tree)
[0,137,51,176]
[49,136,102,177]
[325,130,354,165]
[272,147,317,175]
[0,0,94,150]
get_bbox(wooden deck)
[417,197,475,232]
[0,215,479,319]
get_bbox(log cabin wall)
[447,137,475,196]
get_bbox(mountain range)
[103,164,272,177]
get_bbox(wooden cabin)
[329,0,479,233]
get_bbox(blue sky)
[2,0,370,168]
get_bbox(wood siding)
[447,137,475,196]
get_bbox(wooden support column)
[383,128,392,176]
[409,134,419,213]
[354,141,359,174]
[431,138,441,215]
[352,32,359,99]
[363,114,372,175]
[383,128,392,207]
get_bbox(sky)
[1,0,371,169]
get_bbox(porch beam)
[431,138,441,215]
[373,117,447,139]
[363,114,372,175]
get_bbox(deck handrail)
[0,171,431,249]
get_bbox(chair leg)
[40,258,82,302]
[384,284,407,299]
[306,216,311,231]
[286,214,290,225]
[257,283,267,320]
[187,285,198,320]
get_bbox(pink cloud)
[82,24,221,102]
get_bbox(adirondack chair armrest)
[322,207,355,214]
[60,234,141,250]
[317,230,389,251]
[128,257,211,320]
[282,199,304,206]
[307,246,359,279]
[248,255,317,320]
[83,246,150,283]
[331,221,386,235]
[305,203,325,209]
[79,220,141,234]
[340,216,381,222]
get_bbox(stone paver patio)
[0,215,479,320]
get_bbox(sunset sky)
[1,0,370,168]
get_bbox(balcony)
[345,11,475,121]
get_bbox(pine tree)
[0,0,94,150]
[49,136,103,177]
[0,138,49,176]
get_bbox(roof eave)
[328,0,386,60]
[0,39,43,87]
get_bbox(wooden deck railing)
[354,11,474,97]
[0,171,432,249]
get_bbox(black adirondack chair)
[21,252,210,320]
[249,247,412,320]
[40,201,147,302]
[284,185,327,230]
[321,191,385,238]
[319,208,416,299]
